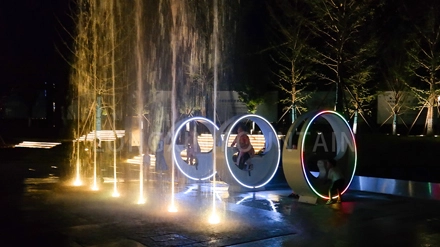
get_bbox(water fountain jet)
[73,159,82,186]
[211,0,220,224]
[168,203,178,213]
[208,211,220,225]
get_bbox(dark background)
[1,1,440,185]
[0,1,72,141]
[0,1,71,103]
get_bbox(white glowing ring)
[223,114,281,189]
[300,110,357,199]
[172,116,219,180]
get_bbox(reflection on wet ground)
[6,176,440,247]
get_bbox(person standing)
[325,159,345,204]
[155,133,168,173]
[186,127,201,169]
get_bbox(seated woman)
[231,125,255,170]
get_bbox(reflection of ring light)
[236,195,277,212]
[222,114,280,189]
[172,117,219,180]
[283,110,357,199]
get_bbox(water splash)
[135,0,145,205]
[69,0,239,206]
[211,0,220,223]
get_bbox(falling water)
[169,0,180,213]
[91,0,99,191]
[69,0,239,213]
[74,76,82,186]
[135,0,145,204]
[110,0,119,198]
[92,81,98,191]
[210,0,220,224]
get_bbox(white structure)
[376,91,425,125]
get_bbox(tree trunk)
[426,80,435,136]
[291,84,296,123]
[353,108,358,134]
[392,112,397,135]
[291,104,296,123]
[426,94,434,136]
[334,81,344,113]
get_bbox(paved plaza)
[2,174,440,247]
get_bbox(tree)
[233,0,275,113]
[381,62,412,135]
[405,3,440,136]
[306,0,378,122]
[376,0,413,135]
[265,0,315,123]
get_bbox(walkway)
[3,176,440,247]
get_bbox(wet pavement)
[2,176,440,247]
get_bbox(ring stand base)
[298,195,317,205]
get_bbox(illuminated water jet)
[68,1,240,218]
[134,0,145,206]
[208,211,220,225]
[74,67,82,187]
[73,178,82,187]
[73,159,82,186]
[212,0,220,224]
[91,185,99,191]
[137,197,146,205]
[110,0,119,201]
[168,203,178,213]
[112,172,119,197]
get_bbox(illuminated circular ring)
[282,110,357,199]
[217,114,281,189]
[172,117,219,180]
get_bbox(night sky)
[0,0,72,95]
